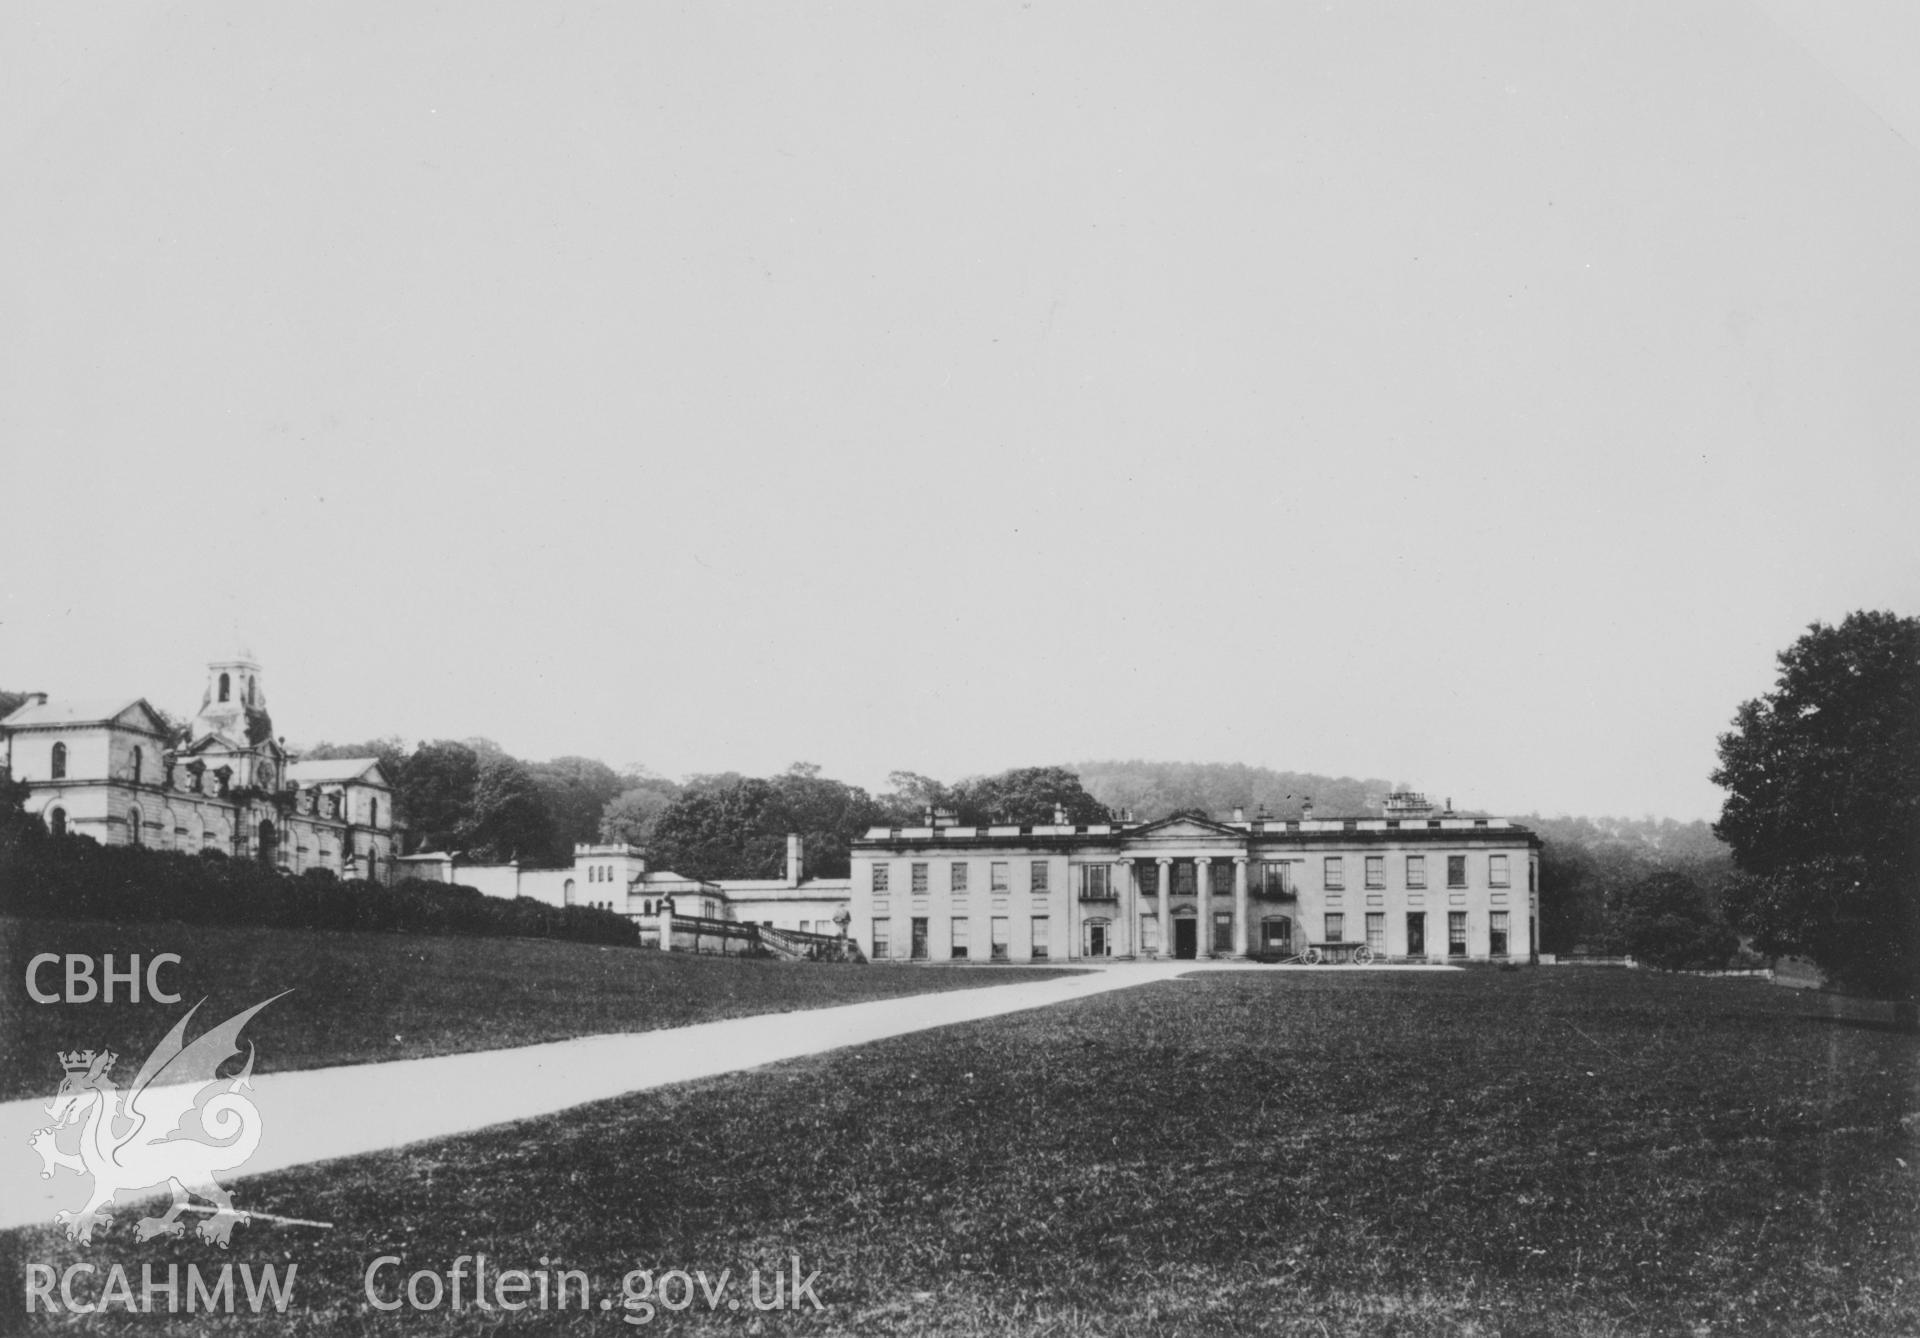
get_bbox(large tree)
[1712,611,1920,998]
[647,765,882,882]
[526,756,626,862]
[949,766,1111,827]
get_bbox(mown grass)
[7,966,1915,1334]
[0,915,1076,1101]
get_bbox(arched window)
[564,878,576,903]
[258,820,277,866]
[48,807,66,838]
[50,742,66,780]
[131,746,143,784]
[129,810,143,846]
[218,672,231,702]
[369,798,379,828]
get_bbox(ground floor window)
[872,917,890,959]
[950,916,970,960]
[911,917,929,960]
[1139,915,1161,955]
[1324,912,1344,942]
[1490,911,1509,957]
[129,810,142,845]
[1031,915,1049,960]
[1082,917,1112,958]
[1365,912,1385,951]
[47,807,66,838]
[1448,912,1468,957]
[1407,912,1426,956]
[1261,916,1293,953]
[990,916,1009,961]
[1213,912,1232,953]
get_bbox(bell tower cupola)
[190,647,275,751]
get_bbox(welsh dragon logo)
[30,993,288,1247]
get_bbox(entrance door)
[910,917,929,960]
[1407,913,1426,957]
[1262,916,1293,954]
[1173,918,1197,959]
[1084,921,1109,958]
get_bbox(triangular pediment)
[115,699,174,737]
[1126,814,1245,840]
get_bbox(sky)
[3,1,1917,823]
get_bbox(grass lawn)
[6,966,1915,1334]
[0,915,1077,1102]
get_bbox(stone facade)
[1,653,399,881]
[850,798,1541,964]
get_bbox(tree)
[949,766,1111,826]
[527,756,626,862]
[1712,611,1920,998]
[600,784,678,846]
[397,740,483,851]
[1619,869,1738,971]
[464,755,556,863]
[646,766,883,882]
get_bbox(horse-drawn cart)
[1299,940,1376,965]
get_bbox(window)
[911,863,929,895]
[1030,915,1050,960]
[1489,855,1510,887]
[1447,855,1467,889]
[1365,856,1384,889]
[129,810,142,846]
[1406,912,1426,956]
[872,918,891,959]
[131,747,143,784]
[1077,864,1111,900]
[1029,860,1049,894]
[950,916,969,959]
[990,916,1009,961]
[1490,911,1510,957]
[1448,911,1468,956]
[1529,859,1537,893]
[872,863,890,894]
[1323,856,1344,891]
[990,861,1009,894]
[910,917,929,959]
[1173,862,1196,896]
[1139,915,1161,954]
[798,920,811,934]
[369,798,379,828]
[1258,861,1293,896]
[48,807,66,838]
[950,862,969,894]
[564,878,576,902]
[1324,912,1344,942]
[50,742,66,780]
[1365,912,1385,951]
[1406,855,1426,889]
[219,672,231,702]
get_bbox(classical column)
[1118,858,1136,958]
[1232,856,1250,957]
[1156,858,1172,959]
[1195,856,1213,958]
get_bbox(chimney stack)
[786,833,804,886]
[1301,797,1314,822]
[1233,806,1246,822]
[1052,804,1067,825]
[25,692,47,708]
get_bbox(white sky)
[4,2,1917,822]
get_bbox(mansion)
[849,795,1540,964]
[0,652,399,882]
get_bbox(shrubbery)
[0,820,636,946]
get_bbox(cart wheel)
[1353,945,1376,965]
[1301,947,1323,966]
